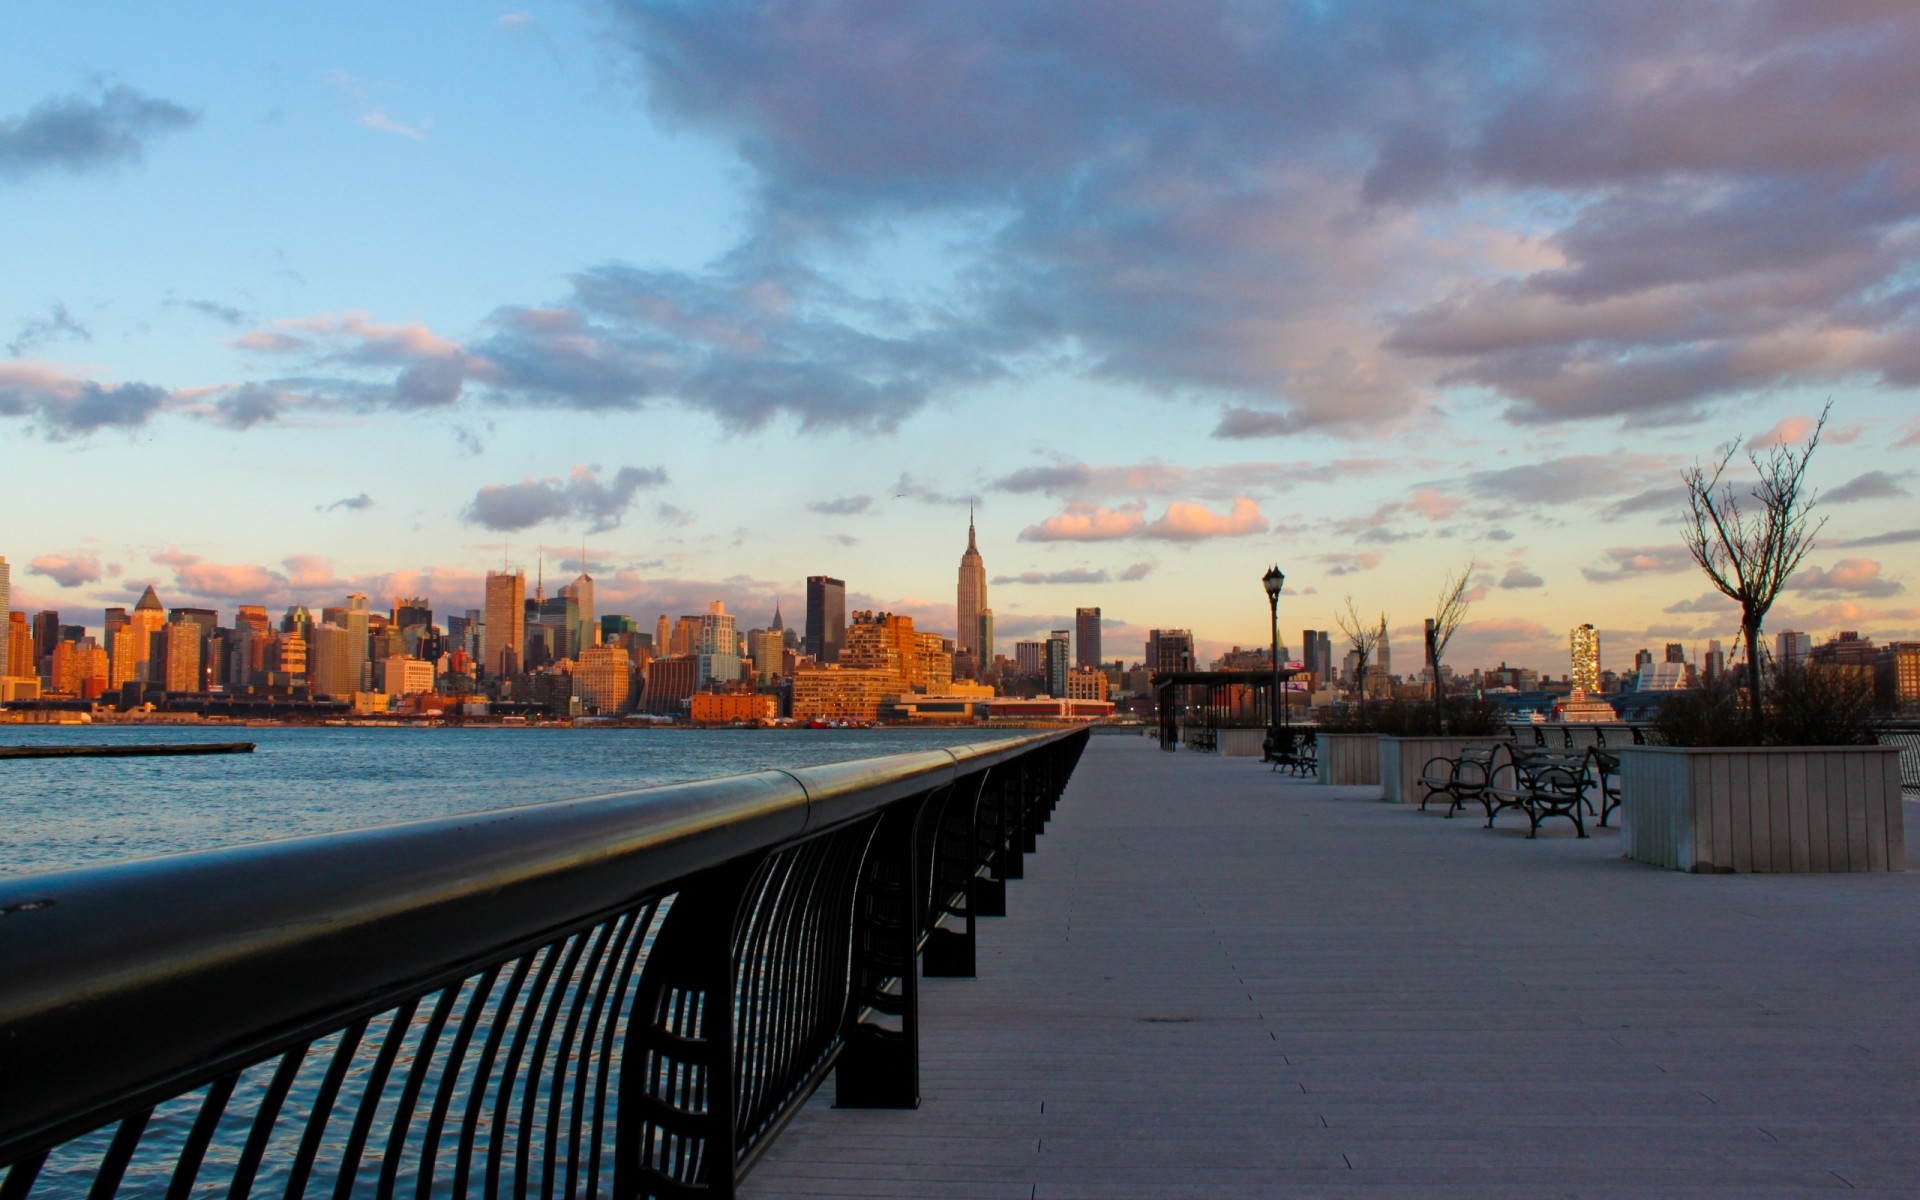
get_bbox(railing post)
[836,801,921,1108]
[1002,764,1027,880]
[1019,759,1040,854]
[924,775,986,978]
[974,767,1008,916]
[616,859,757,1200]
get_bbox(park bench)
[1588,745,1622,827]
[1265,729,1317,776]
[1417,743,1505,818]
[1486,748,1592,838]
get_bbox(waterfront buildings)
[1776,630,1812,671]
[1570,624,1601,693]
[0,555,9,680]
[573,644,639,713]
[806,575,846,664]
[956,514,987,674]
[1075,607,1101,669]
[1046,631,1070,697]
[129,587,166,683]
[483,571,525,679]
[695,600,741,687]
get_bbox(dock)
[747,735,1920,1197]
[0,742,255,760]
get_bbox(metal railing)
[0,728,1087,1199]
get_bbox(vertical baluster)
[333,1000,419,1200]
[229,1046,309,1200]
[539,915,618,1200]
[375,984,461,1200]
[163,1072,238,1200]
[836,801,921,1109]
[84,1109,151,1200]
[283,1022,367,1200]
[413,967,499,1200]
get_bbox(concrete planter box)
[1317,733,1381,787]
[1379,736,1485,804]
[1218,728,1267,757]
[1617,746,1906,873]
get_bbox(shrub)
[1652,665,1878,747]
[1766,664,1877,746]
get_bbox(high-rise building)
[31,611,59,677]
[394,597,432,630]
[344,593,372,691]
[483,571,526,678]
[1704,639,1726,685]
[0,555,9,679]
[1075,607,1101,669]
[750,628,785,683]
[1015,640,1046,677]
[1046,631,1070,698]
[806,576,846,664]
[4,613,28,684]
[574,644,638,713]
[976,609,994,669]
[130,586,167,682]
[1775,630,1811,671]
[1570,624,1601,693]
[161,618,203,694]
[956,511,987,670]
[309,623,356,698]
[562,573,596,657]
[696,600,741,687]
[1146,630,1195,676]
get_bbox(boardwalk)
[748,734,1920,1198]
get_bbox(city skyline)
[6,4,1920,669]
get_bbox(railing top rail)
[0,728,1075,1161]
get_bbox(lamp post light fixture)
[1262,565,1288,756]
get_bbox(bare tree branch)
[1680,401,1831,735]
[1334,596,1384,702]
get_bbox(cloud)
[8,302,90,357]
[1406,488,1462,521]
[1498,565,1543,589]
[1581,545,1695,584]
[165,296,249,326]
[990,568,1110,586]
[1317,551,1382,577]
[991,459,1320,501]
[1829,527,1920,549]
[1825,470,1912,505]
[1018,502,1146,543]
[1663,591,1737,615]
[1119,561,1155,582]
[1140,497,1268,542]
[322,71,432,141]
[461,464,669,532]
[1788,557,1903,598]
[29,552,103,588]
[807,495,872,516]
[656,502,695,526]
[1602,485,1688,520]
[321,493,374,513]
[0,84,197,184]
[0,362,171,438]
[1467,455,1673,507]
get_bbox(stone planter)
[1617,746,1906,873]
[1217,728,1267,758]
[1379,736,1485,804]
[1317,733,1381,787]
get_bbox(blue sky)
[6,1,1920,673]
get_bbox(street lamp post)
[1262,564,1287,758]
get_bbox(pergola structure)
[1153,668,1306,751]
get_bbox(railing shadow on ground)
[0,728,1087,1200]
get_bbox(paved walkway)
[747,735,1920,1198]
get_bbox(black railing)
[0,728,1087,1199]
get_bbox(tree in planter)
[1681,404,1828,739]
[1334,597,1384,706]
[1425,562,1474,733]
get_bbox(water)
[0,724,1023,878]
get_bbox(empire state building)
[956,508,987,668]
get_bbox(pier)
[0,742,255,759]
[4,730,1918,1197]
[749,736,1920,1197]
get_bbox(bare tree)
[1426,562,1475,729]
[1681,404,1829,736]
[1334,597,1384,704]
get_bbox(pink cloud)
[1140,497,1268,542]
[29,552,104,588]
[1018,502,1147,542]
[1406,488,1462,520]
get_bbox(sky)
[4,0,1920,675]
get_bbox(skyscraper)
[806,575,846,663]
[130,586,167,683]
[1046,631,1070,697]
[1075,607,1101,668]
[0,555,9,679]
[344,593,371,692]
[696,600,740,687]
[562,573,596,656]
[956,510,987,671]
[1775,630,1811,671]
[1570,624,1601,693]
[483,570,526,678]
[976,608,994,668]
[1302,629,1334,686]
